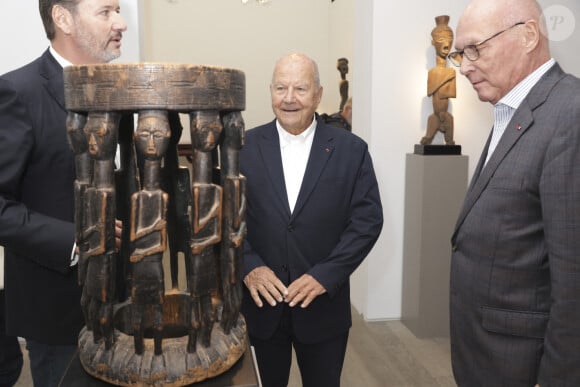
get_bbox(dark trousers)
[25,340,76,387]
[250,305,349,387]
[0,290,23,387]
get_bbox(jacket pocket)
[481,306,549,339]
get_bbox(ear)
[52,4,74,35]
[521,20,540,53]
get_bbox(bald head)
[454,0,551,104]
[462,0,542,25]
[458,0,548,47]
[272,53,321,89]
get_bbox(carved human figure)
[82,112,120,350]
[186,110,223,352]
[421,15,457,145]
[129,110,170,356]
[66,112,91,317]
[337,57,349,112]
[219,111,247,333]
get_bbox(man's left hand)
[285,274,326,308]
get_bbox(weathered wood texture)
[64,63,245,112]
[64,63,247,386]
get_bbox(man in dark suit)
[0,1,126,386]
[240,52,383,387]
[447,0,580,386]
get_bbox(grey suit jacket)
[450,63,580,387]
[0,50,82,344]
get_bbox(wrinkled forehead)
[273,61,316,85]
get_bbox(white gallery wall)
[2,0,579,321]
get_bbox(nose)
[113,12,128,32]
[283,87,295,103]
[459,56,473,76]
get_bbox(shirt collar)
[276,116,317,147]
[49,45,73,68]
[497,58,556,110]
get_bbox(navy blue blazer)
[240,118,383,344]
[0,50,82,344]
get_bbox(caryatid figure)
[129,110,170,356]
[186,110,223,352]
[66,112,91,327]
[219,111,246,334]
[421,15,457,145]
[82,112,120,350]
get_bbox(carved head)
[84,112,119,160]
[432,15,454,59]
[336,57,349,78]
[135,110,171,161]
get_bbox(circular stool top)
[64,63,245,112]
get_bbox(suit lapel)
[40,49,66,112]
[453,110,533,236]
[453,64,566,237]
[291,124,334,219]
[256,122,292,215]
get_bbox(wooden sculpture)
[421,15,457,145]
[64,63,247,386]
[337,57,349,113]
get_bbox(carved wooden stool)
[64,63,247,386]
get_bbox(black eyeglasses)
[448,22,525,67]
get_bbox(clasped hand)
[243,266,326,308]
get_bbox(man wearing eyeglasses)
[448,1,580,387]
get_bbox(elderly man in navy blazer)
[448,0,580,386]
[240,52,383,387]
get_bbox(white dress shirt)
[276,117,316,213]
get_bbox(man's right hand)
[243,266,288,308]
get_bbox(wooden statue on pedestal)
[421,15,457,146]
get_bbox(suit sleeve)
[537,94,580,385]
[0,77,75,274]
[309,145,383,297]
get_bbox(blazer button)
[282,265,288,272]
[287,224,294,232]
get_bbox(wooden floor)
[14,307,455,387]
[289,308,456,387]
